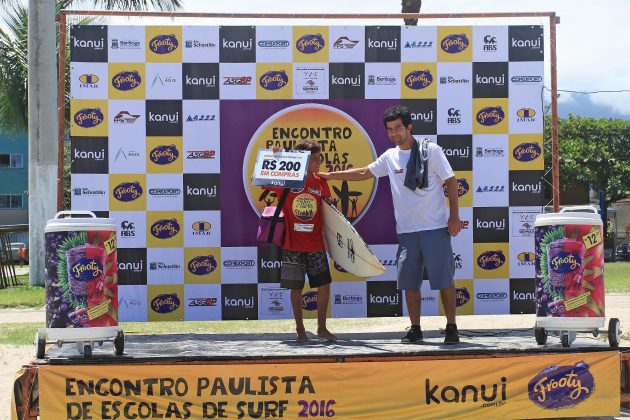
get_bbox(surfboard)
[321,199,386,277]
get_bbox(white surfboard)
[321,200,386,277]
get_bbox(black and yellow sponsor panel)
[509,134,544,170]
[145,26,182,63]
[474,242,510,279]
[184,247,222,284]
[71,99,108,137]
[109,174,146,211]
[437,26,473,62]
[146,211,184,248]
[147,284,184,321]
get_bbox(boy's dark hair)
[383,105,412,128]
[294,139,321,154]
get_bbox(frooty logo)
[188,255,217,275]
[302,291,318,311]
[296,34,325,54]
[441,33,469,53]
[149,144,179,165]
[550,251,581,273]
[528,362,594,409]
[113,181,142,202]
[476,106,505,126]
[477,251,506,270]
[73,108,104,128]
[151,293,180,313]
[405,70,433,90]
[513,143,541,162]
[444,178,470,198]
[150,218,180,239]
[455,287,470,307]
[111,70,141,91]
[259,70,289,90]
[70,258,103,282]
[149,34,178,54]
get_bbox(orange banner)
[37,351,619,419]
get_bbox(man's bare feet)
[316,328,338,341]
[296,330,309,343]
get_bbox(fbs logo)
[111,70,141,91]
[441,34,469,54]
[476,106,505,126]
[113,181,143,202]
[74,108,104,128]
[149,34,178,54]
[259,70,289,90]
[483,35,497,51]
[447,108,461,124]
[296,34,325,54]
[120,220,135,237]
[150,218,180,239]
[477,251,506,270]
[405,70,433,90]
[150,293,180,314]
[528,362,594,409]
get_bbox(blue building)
[0,131,28,226]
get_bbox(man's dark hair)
[294,139,321,154]
[383,105,412,128]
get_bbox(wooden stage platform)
[12,327,630,419]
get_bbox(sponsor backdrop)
[70,25,544,321]
[38,351,619,419]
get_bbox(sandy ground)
[1,295,629,418]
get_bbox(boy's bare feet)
[316,328,338,341]
[296,329,309,343]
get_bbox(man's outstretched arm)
[318,166,374,181]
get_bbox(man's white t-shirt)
[368,141,455,234]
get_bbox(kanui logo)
[329,62,364,99]
[509,26,544,61]
[510,278,535,314]
[473,62,508,98]
[334,36,359,49]
[367,281,402,317]
[473,207,509,243]
[221,284,258,320]
[403,99,436,135]
[182,63,219,100]
[437,135,472,171]
[183,173,220,211]
[70,26,107,62]
[257,245,282,283]
[365,26,400,62]
[117,248,146,285]
[509,171,544,205]
[146,100,182,136]
[71,137,108,174]
[219,26,256,63]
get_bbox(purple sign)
[528,362,594,409]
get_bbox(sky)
[13,0,630,119]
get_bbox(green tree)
[0,0,182,135]
[544,115,630,204]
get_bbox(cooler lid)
[535,211,602,227]
[45,211,116,231]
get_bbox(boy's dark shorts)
[280,250,332,289]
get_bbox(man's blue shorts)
[396,228,455,291]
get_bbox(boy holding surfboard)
[262,140,338,343]
[319,105,463,345]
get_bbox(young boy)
[262,140,337,342]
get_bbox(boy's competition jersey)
[267,175,332,252]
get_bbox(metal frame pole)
[57,11,67,211]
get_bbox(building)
[0,131,28,225]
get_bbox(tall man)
[318,105,462,344]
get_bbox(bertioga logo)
[455,287,470,307]
[477,250,506,270]
[113,181,143,202]
[302,291,318,311]
[528,362,594,409]
[259,70,289,90]
[112,70,141,91]
[74,108,104,128]
[151,293,180,314]
[441,34,469,53]
[425,377,507,406]
[70,258,103,282]
[513,143,541,162]
[405,70,433,90]
[149,34,178,54]
[150,145,179,165]
[550,251,581,274]
[296,34,325,54]
[150,218,180,239]
[476,106,505,126]
[188,255,217,275]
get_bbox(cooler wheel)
[534,327,547,345]
[561,332,570,348]
[608,318,621,348]
[114,330,125,356]
[83,344,92,358]
[36,330,46,359]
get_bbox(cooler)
[534,206,619,347]
[36,211,124,358]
